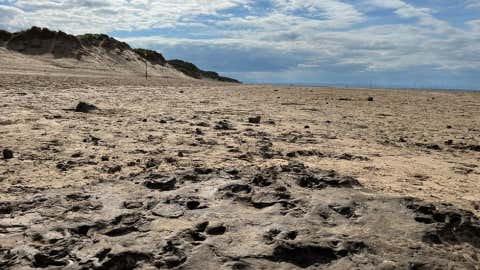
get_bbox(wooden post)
[145,59,148,80]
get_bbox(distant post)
[140,51,148,80]
[145,59,148,80]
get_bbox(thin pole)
[145,60,148,80]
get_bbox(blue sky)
[1,0,479,90]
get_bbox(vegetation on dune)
[77,33,131,51]
[133,48,166,65]
[5,27,82,58]
[168,59,240,83]
[0,30,12,45]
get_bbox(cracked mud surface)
[1,73,480,269]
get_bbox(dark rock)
[32,253,67,268]
[144,175,176,191]
[206,224,226,235]
[96,251,150,270]
[104,226,138,237]
[368,97,374,101]
[71,152,82,158]
[83,135,101,145]
[95,248,111,261]
[416,143,442,151]
[219,184,252,195]
[215,120,234,130]
[226,168,239,175]
[65,193,91,201]
[123,201,143,209]
[194,167,213,175]
[196,122,210,127]
[248,116,261,124]
[106,165,122,174]
[165,157,177,164]
[270,240,368,268]
[75,102,97,113]
[112,213,142,225]
[0,202,13,214]
[195,221,209,232]
[271,243,337,267]
[296,170,360,189]
[145,158,160,168]
[2,149,13,160]
[56,161,75,171]
[186,200,201,210]
[252,174,273,187]
[336,153,369,161]
[452,144,480,152]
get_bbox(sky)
[0,0,479,90]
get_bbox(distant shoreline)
[247,82,480,92]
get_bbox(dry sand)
[1,63,480,269]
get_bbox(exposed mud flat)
[1,72,480,269]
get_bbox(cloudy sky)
[1,0,479,89]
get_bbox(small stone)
[367,97,374,102]
[144,176,176,191]
[304,125,310,129]
[75,102,97,113]
[195,221,209,232]
[2,149,14,160]
[107,165,122,174]
[248,116,261,124]
[123,201,144,209]
[71,152,82,158]
[186,200,201,210]
[215,120,234,130]
[145,159,160,168]
[206,224,227,235]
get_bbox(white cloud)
[0,5,27,31]
[0,0,252,33]
[274,0,364,26]
[466,0,480,9]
